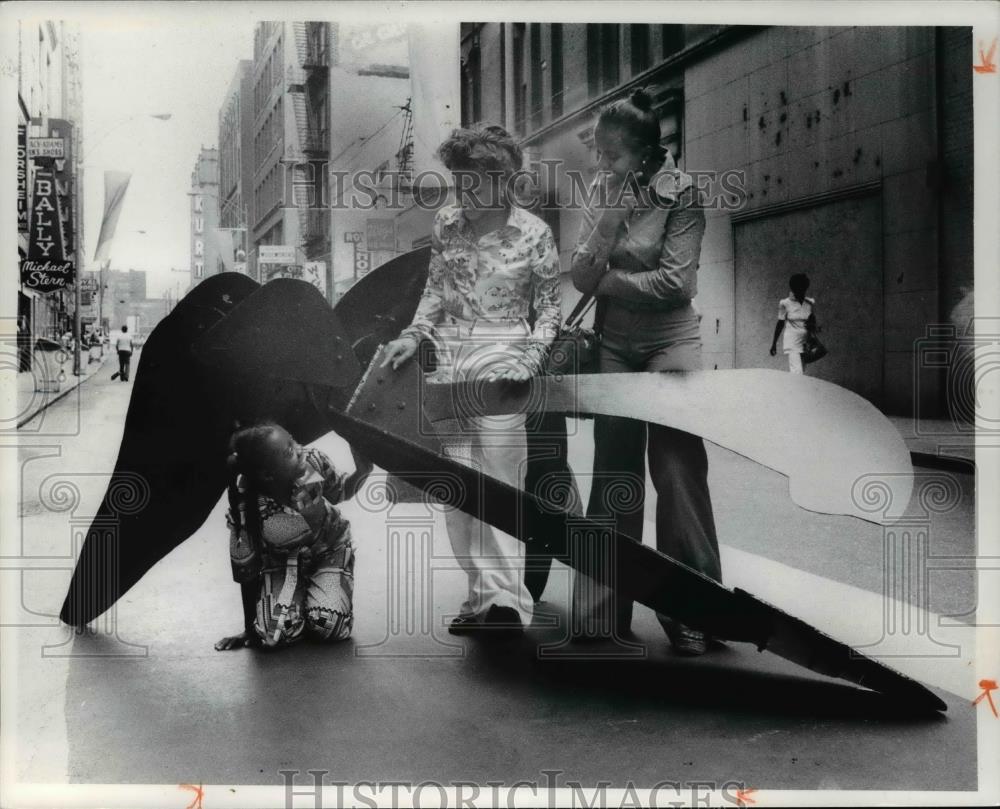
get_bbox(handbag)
[802,324,828,365]
[545,294,601,376]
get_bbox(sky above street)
[79,9,254,298]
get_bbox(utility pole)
[72,120,83,376]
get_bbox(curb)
[909,451,975,475]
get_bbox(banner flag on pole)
[93,171,132,265]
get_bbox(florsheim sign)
[21,167,75,291]
[17,126,28,234]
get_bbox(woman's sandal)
[662,617,709,656]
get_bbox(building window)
[587,24,620,98]
[499,24,506,126]
[529,23,542,130]
[600,25,620,91]
[512,23,526,135]
[630,24,650,75]
[462,37,482,126]
[662,25,684,59]
[550,24,563,119]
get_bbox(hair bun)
[629,87,654,112]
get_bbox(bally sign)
[21,167,75,291]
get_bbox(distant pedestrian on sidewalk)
[215,422,373,651]
[769,274,817,375]
[111,325,133,382]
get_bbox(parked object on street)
[60,252,942,713]
[32,336,68,393]
[16,316,32,372]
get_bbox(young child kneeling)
[215,422,373,650]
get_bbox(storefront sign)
[28,137,65,159]
[258,244,296,264]
[48,121,75,252]
[21,167,75,291]
[302,261,327,296]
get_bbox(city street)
[8,10,998,807]
[9,355,978,791]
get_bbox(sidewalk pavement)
[15,346,112,429]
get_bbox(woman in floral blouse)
[382,124,562,638]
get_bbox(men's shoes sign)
[21,167,75,291]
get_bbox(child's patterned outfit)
[227,448,357,645]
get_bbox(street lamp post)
[72,125,84,375]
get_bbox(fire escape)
[299,21,331,253]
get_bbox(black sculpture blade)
[197,276,362,396]
[334,245,431,368]
[59,249,436,628]
[60,272,261,627]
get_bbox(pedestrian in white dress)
[770,274,816,375]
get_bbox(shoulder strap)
[564,294,597,330]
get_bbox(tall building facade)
[103,269,147,331]
[189,147,221,285]
[17,20,83,353]
[218,60,254,278]
[298,21,333,293]
[247,22,312,289]
[326,22,413,301]
[230,22,459,304]
[462,23,974,417]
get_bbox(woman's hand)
[595,172,634,236]
[596,207,630,237]
[483,354,540,382]
[215,629,261,651]
[381,336,419,370]
[487,363,532,382]
[769,344,777,357]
